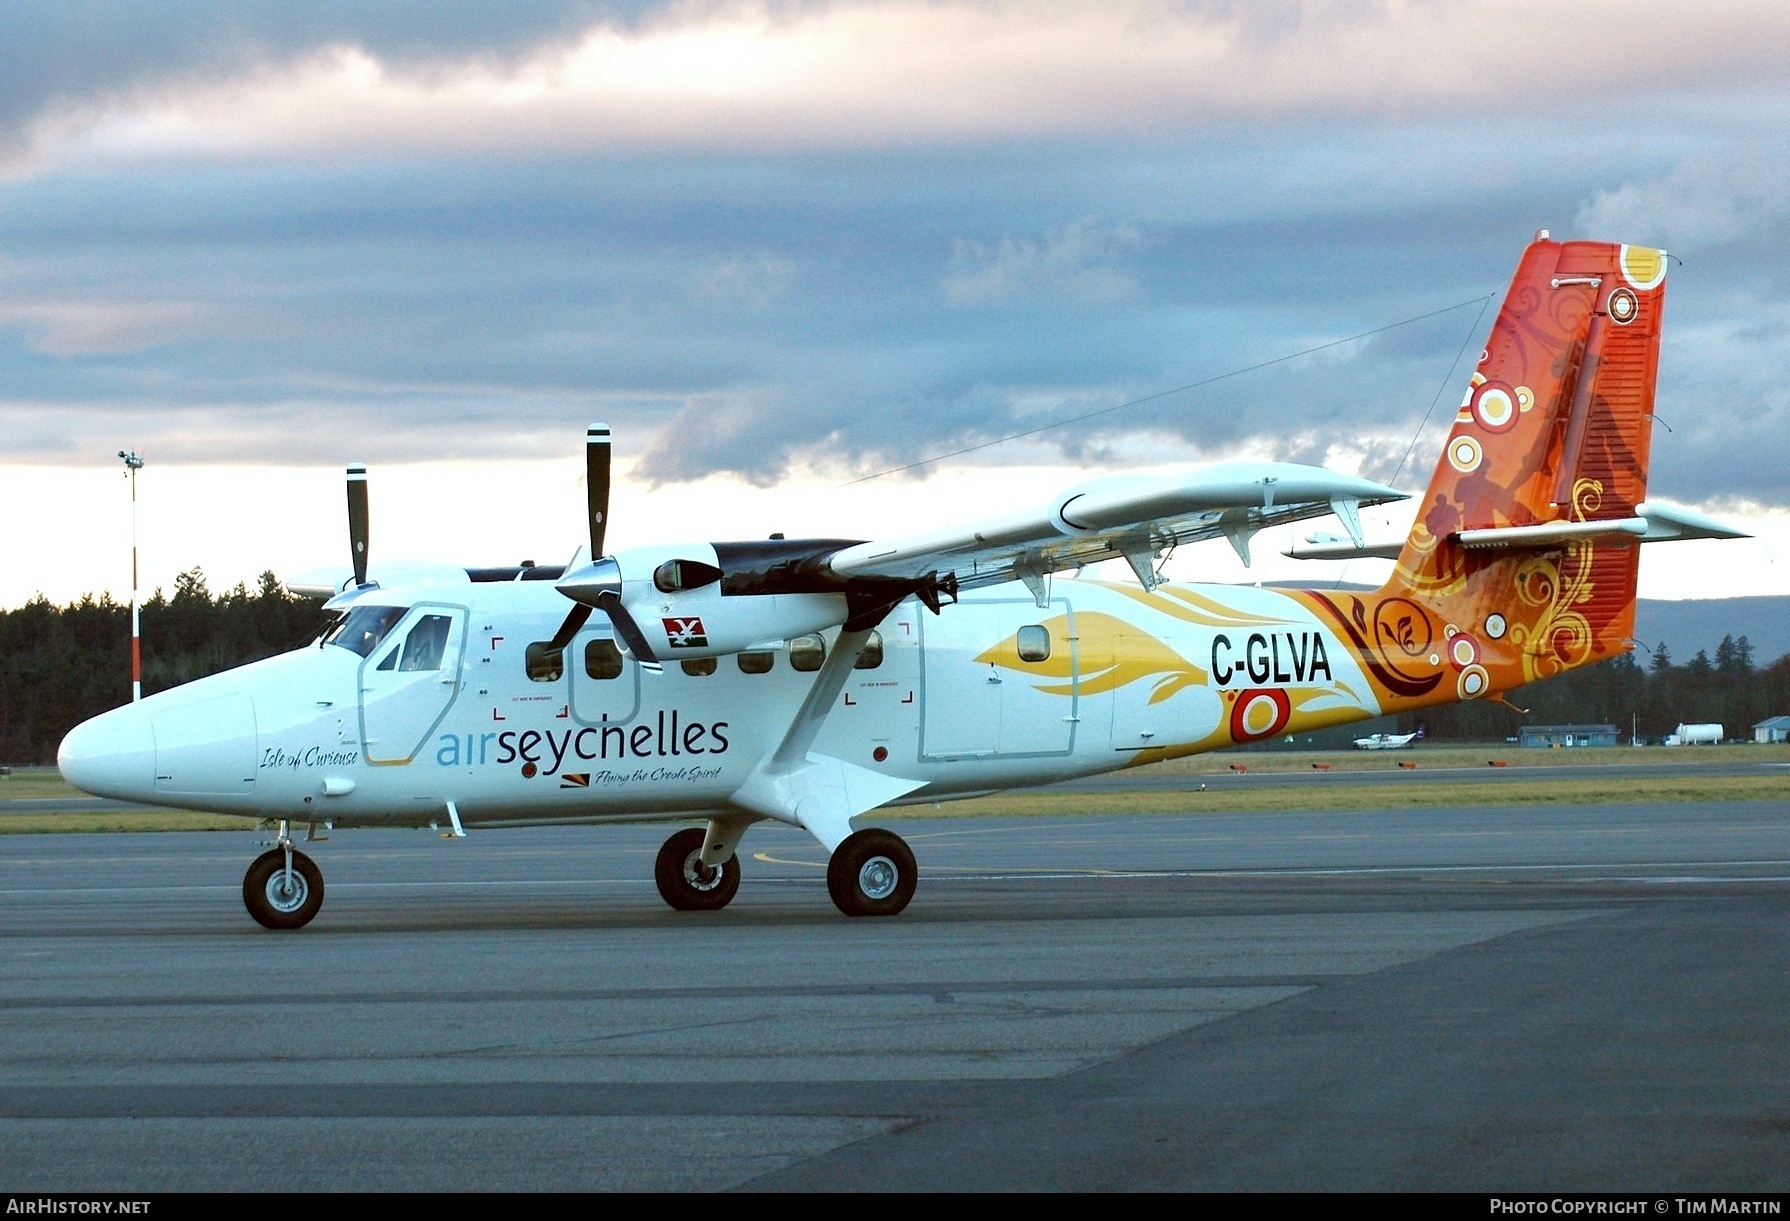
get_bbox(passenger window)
[1016,624,1051,663]
[399,614,452,672]
[681,657,717,677]
[854,630,883,669]
[584,639,624,680]
[525,642,564,682]
[323,604,408,658]
[737,651,775,674]
[788,634,826,672]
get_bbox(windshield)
[397,614,452,671]
[321,604,408,657]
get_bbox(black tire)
[826,828,917,917]
[242,847,324,930]
[654,827,742,911]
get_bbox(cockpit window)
[398,615,452,672]
[322,605,408,657]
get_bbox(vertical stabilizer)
[1304,238,1667,715]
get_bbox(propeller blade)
[346,463,370,587]
[587,423,611,560]
[546,603,593,655]
[597,591,661,671]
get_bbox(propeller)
[346,463,370,588]
[549,424,662,671]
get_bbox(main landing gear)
[651,823,917,917]
[827,828,917,917]
[242,820,324,930]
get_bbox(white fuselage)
[58,575,1385,829]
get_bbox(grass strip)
[0,810,257,834]
[896,773,1790,819]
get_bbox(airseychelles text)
[436,711,729,775]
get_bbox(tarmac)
[3,802,1789,1190]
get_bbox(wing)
[828,461,1406,596]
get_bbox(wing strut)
[729,627,927,851]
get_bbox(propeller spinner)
[548,425,662,671]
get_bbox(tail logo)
[1469,382,1518,433]
[1447,436,1483,473]
[1619,244,1667,290]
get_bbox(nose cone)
[58,703,157,801]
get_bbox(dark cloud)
[1,100,1787,510]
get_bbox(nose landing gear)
[242,821,325,930]
[654,826,741,911]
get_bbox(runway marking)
[914,860,1790,882]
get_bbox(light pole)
[118,450,144,703]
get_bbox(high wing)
[828,460,1406,601]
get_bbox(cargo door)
[920,604,1002,758]
[992,602,1076,756]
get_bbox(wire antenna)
[839,293,1496,488]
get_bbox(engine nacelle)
[612,543,848,659]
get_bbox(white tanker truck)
[1663,723,1724,746]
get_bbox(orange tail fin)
[1311,237,1666,714]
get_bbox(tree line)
[1399,634,1790,743]
[3,573,1787,763]
[0,570,328,764]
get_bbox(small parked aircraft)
[59,236,1746,927]
[1353,732,1421,751]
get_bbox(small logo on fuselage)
[663,616,708,647]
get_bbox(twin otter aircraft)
[58,236,1745,928]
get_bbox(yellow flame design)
[1092,582,1295,629]
[974,611,1208,704]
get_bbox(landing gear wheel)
[827,828,916,917]
[654,827,741,911]
[242,847,324,930]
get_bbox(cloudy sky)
[3,0,1787,606]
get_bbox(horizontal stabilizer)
[1283,538,1405,560]
[1456,518,1648,550]
[1285,502,1748,561]
[1636,502,1751,542]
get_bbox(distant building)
[1754,716,1790,744]
[1518,724,1619,748]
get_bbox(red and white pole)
[119,450,144,702]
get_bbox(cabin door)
[359,604,468,764]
